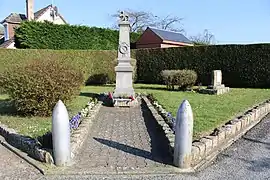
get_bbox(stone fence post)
[52,100,71,166]
[174,100,194,168]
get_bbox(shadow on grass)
[135,85,200,92]
[0,98,53,150]
[79,92,100,100]
[85,84,115,87]
[79,92,113,107]
[0,99,17,116]
[135,86,167,91]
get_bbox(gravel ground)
[0,142,42,180]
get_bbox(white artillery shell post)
[173,100,194,168]
[52,100,71,166]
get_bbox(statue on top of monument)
[119,11,129,22]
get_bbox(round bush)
[175,69,197,90]
[161,70,179,90]
[161,69,197,90]
[0,58,84,116]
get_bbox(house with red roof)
[136,27,194,49]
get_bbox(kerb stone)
[200,138,213,154]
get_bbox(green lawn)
[135,84,270,138]
[0,90,93,138]
[1,84,270,139]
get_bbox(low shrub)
[0,58,84,116]
[161,69,197,90]
[175,70,197,90]
[161,70,178,90]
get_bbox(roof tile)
[1,13,26,23]
[1,4,66,24]
[149,27,192,44]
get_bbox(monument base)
[113,87,135,98]
[199,84,230,95]
[113,97,139,107]
[114,64,135,98]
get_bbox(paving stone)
[66,100,172,172]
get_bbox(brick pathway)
[66,98,173,174]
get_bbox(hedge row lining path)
[63,98,175,174]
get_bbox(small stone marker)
[212,70,222,87]
[52,100,71,166]
[199,70,230,95]
[174,100,193,169]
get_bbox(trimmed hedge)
[136,44,270,88]
[0,49,116,84]
[0,49,137,85]
[15,21,140,50]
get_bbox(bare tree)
[111,9,184,33]
[189,29,216,45]
[154,15,184,32]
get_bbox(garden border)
[142,97,175,155]
[0,123,54,164]
[142,95,270,169]
[0,99,103,165]
[70,101,102,159]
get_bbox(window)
[3,24,9,41]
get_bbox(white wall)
[37,8,66,24]
[3,24,9,41]
[6,42,16,49]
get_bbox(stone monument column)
[114,11,135,97]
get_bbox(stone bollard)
[52,100,71,166]
[173,100,194,168]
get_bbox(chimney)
[26,0,34,20]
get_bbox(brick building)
[136,27,194,49]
